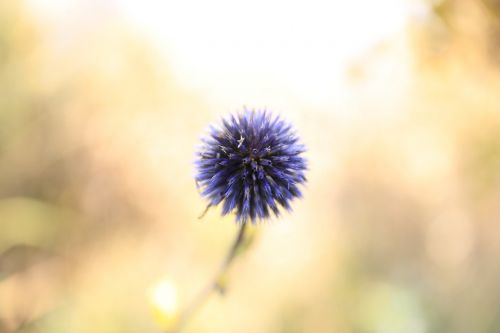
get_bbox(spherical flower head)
[195,109,307,223]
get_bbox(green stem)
[168,222,248,332]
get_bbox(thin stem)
[218,222,248,277]
[169,222,248,332]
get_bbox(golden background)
[1,0,500,332]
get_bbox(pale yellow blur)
[149,278,179,329]
[1,0,500,332]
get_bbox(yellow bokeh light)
[149,279,179,329]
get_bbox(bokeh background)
[1,0,500,332]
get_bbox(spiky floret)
[195,109,307,223]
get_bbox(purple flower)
[195,109,307,223]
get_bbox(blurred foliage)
[1,0,500,333]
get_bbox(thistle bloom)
[195,109,307,223]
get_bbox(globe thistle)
[195,109,307,223]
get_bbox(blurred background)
[1,0,500,332]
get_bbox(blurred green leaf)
[0,197,71,253]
